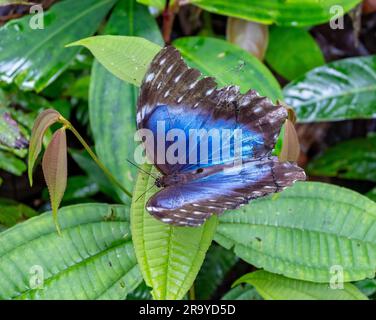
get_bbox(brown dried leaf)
[279,119,301,162]
[28,109,61,186]
[42,127,67,234]
[226,17,269,60]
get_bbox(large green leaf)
[0,0,117,92]
[221,283,261,300]
[215,182,376,283]
[131,165,218,300]
[0,203,142,299]
[0,198,37,228]
[265,26,324,81]
[195,244,238,300]
[366,188,376,202]
[234,271,368,300]
[174,36,282,101]
[355,278,376,297]
[89,0,163,204]
[307,135,376,182]
[190,0,361,27]
[283,56,376,122]
[0,150,26,176]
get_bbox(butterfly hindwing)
[147,157,305,226]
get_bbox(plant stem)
[59,117,132,199]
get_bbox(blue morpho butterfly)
[136,46,306,227]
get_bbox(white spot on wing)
[189,81,198,89]
[145,73,154,82]
[253,106,263,113]
[166,65,174,73]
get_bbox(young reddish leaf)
[42,127,67,234]
[279,119,300,162]
[28,109,61,186]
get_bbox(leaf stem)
[59,117,132,199]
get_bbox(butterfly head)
[155,173,188,188]
[155,177,165,188]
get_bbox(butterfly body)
[136,46,306,227]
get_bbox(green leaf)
[0,203,142,300]
[0,198,37,228]
[131,164,218,300]
[307,135,376,182]
[189,0,361,27]
[222,284,262,300]
[174,36,282,101]
[283,55,376,122]
[366,188,376,202]
[0,150,27,175]
[89,0,163,204]
[234,270,368,300]
[42,127,67,234]
[265,26,324,81]
[0,0,117,92]
[126,282,152,300]
[137,0,165,10]
[69,149,120,202]
[28,109,61,186]
[68,36,161,86]
[215,182,376,283]
[2,85,52,112]
[65,75,91,101]
[355,278,376,297]
[195,244,238,300]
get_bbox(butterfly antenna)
[126,159,158,180]
[135,184,156,202]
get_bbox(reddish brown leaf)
[28,109,61,186]
[363,0,376,14]
[279,119,301,162]
[42,127,67,234]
